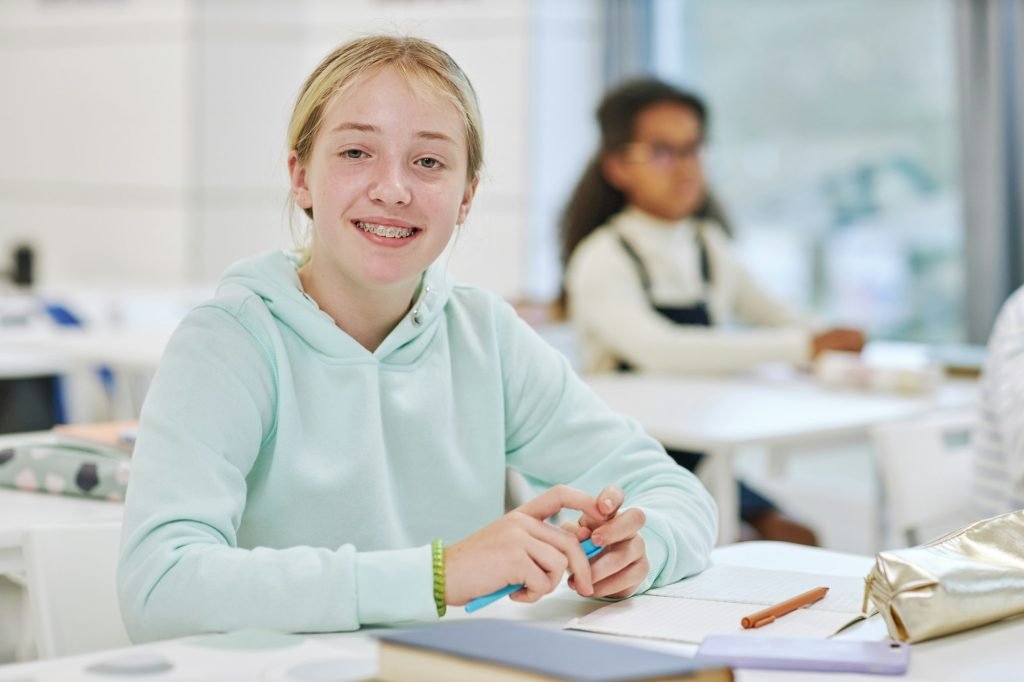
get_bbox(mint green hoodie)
[117,251,717,642]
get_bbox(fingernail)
[591,534,605,546]
[603,498,614,512]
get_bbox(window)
[651,0,964,341]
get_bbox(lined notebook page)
[649,563,865,613]
[566,563,867,644]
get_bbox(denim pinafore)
[614,225,776,522]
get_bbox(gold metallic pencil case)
[863,509,1024,643]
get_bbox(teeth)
[357,221,415,239]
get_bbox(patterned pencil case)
[0,433,130,501]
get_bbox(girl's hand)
[444,485,613,606]
[564,484,650,599]
[811,328,866,358]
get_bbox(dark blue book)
[376,619,732,681]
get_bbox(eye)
[341,149,367,160]
[416,156,444,170]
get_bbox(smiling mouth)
[355,221,419,239]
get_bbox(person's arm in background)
[495,294,718,594]
[566,231,811,373]
[977,289,1024,515]
[707,226,864,359]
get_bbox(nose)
[368,157,411,206]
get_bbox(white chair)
[23,521,130,659]
[870,409,978,548]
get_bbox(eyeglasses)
[622,140,703,169]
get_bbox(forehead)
[320,65,466,141]
[632,102,703,143]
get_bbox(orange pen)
[740,586,829,629]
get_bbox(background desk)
[0,489,123,576]
[0,327,171,421]
[3,541,1022,681]
[0,488,122,661]
[586,371,979,544]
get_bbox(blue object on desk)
[464,538,604,613]
[43,301,116,419]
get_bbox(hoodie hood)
[217,251,453,365]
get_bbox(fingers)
[589,506,646,549]
[573,484,625,533]
[568,534,649,598]
[578,484,624,528]
[529,518,594,595]
[592,556,649,599]
[590,534,648,598]
[560,518,591,542]
[508,485,641,601]
[508,553,553,604]
[596,484,625,516]
[513,536,567,602]
[814,328,866,355]
[517,484,603,522]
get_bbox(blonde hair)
[287,35,484,228]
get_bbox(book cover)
[376,619,732,682]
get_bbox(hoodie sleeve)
[497,300,718,593]
[117,302,437,642]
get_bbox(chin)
[674,200,704,221]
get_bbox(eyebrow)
[329,122,457,144]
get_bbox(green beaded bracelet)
[431,538,446,618]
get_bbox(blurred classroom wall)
[2,0,1023,344]
[0,0,602,300]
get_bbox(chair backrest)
[23,521,130,659]
[871,409,977,548]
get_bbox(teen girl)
[117,37,717,642]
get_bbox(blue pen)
[464,538,604,613]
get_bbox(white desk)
[0,489,123,576]
[0,488,123,662]
[2,541,1021,681]
[0,327,171,420]
[0,349,68,381]
[1,328,171,372]
[586,370,979,544]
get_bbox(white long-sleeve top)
[974,286,1024,518]
[565,206,812,374]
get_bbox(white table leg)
[6,572,35,662]
[698,447,739,545]
[766,447,787,478]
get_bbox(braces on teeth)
[358,221,415,238]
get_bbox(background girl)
[561,78,864,545]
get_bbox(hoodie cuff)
[635,524,670,595]
[356,545,438,625]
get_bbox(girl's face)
[602,101,706,221]
[289,65,477,297]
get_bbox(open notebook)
[567,563,868,644]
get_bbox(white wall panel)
[0,0,541,298]
[0,202,189,288]
[195,202,296,281]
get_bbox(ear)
[288,151,313,210]
[456,174,480,225]
[601,153,632,192]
